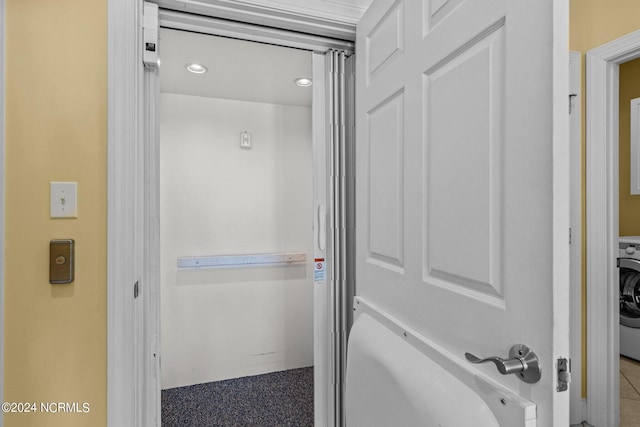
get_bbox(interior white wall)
[160,92,314,389]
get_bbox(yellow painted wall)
[570,0,640,399]
[5,1,107,426]
[570,0,640,52]
[619,58,640,235]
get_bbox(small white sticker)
[314,258,326,284]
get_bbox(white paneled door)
[351,0,570,425]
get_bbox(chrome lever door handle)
[464,353,524,375]
[465,344,541,384]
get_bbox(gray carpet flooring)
[161,367,314,427]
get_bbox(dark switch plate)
[50,239,74,284]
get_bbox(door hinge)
[134,280,140,299]
[557,357,571,392]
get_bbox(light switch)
[50,182,78,218]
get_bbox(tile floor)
[620,356,640,426]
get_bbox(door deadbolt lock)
[50,239,75,284]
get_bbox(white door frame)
[569,50,584,424]
[154,0,358,41]
[107,0,143,424]
[107,1,354,425]
[585,29,640,427]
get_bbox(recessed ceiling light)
[186,63,208,74]
[294,78,312,87]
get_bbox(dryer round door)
[620,258,640,328]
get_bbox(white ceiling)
[159,27,313,107]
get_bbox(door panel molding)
[424,0,465,33]
[365,0,404,82]
[424,24,505,301]
[367,89,405,270]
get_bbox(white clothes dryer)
[619,236,640,361]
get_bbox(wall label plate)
[50,239,75,284]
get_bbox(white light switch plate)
[50,182,78,218]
